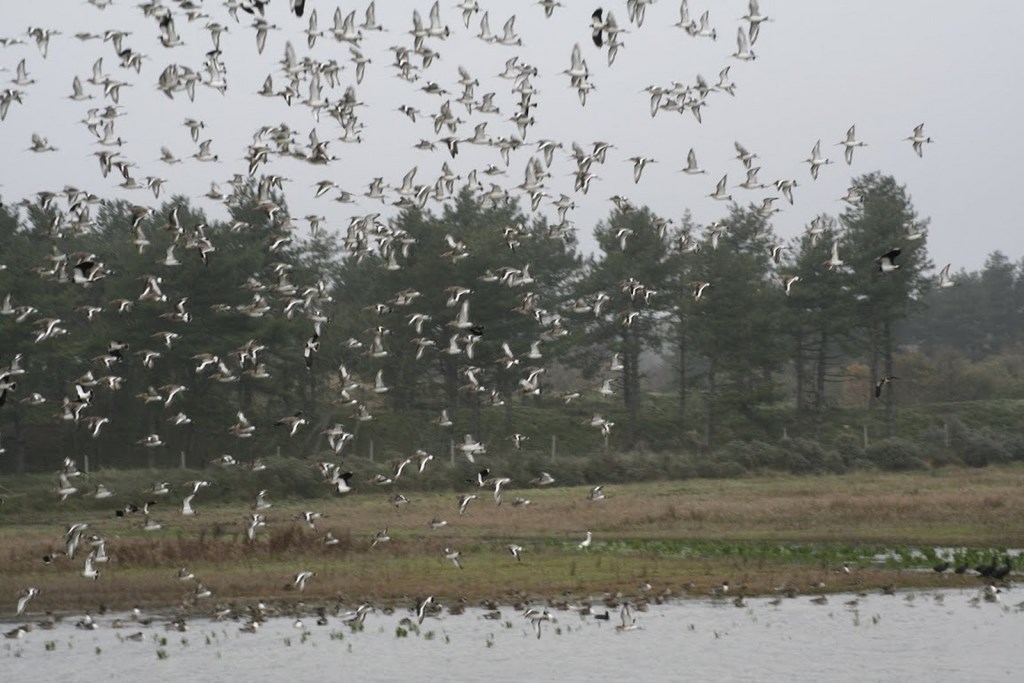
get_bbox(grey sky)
[1,1,1020,273]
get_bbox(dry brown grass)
[2,465,1022,614]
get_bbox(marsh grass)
[2,465,1023,613]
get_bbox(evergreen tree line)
[1,172,1021,476]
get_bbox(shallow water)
[4,589,1022,682]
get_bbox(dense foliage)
[2,172,1023,479]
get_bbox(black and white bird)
[229,411,256,438]
[837,125,867,165]
[287,571,316,592]
[524,607,554,639]
[245,513,267,542]
[416,596,435,624]
[824,240,845,271]
[297,510,325,530]
[275,411,307,436]
[905,123,934,157]
[783,275,800,296]
[708,174,731,201]
[875,375,898,398]
[458,493,478,515]
[936,264,956,289]
[252,489,272,510]
[804,140,832,179]
[590,8,607,47]
[529,471,555,486]
[443,547,463,568]
[82,551,100,579]
[16,588,39,616]
[680,148,705,175]
[877,248,901,273]
[616,602,640,631]
[304,332,320,369]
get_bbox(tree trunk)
[704,354,717,451]
[395,353,414,410]
[470,391,481,441]
[868,322,880,410]
[13,408,25,474]
[883,319,895,437]
[503,390,514,433]
[814,331,828,440]
[621,327,641,449]
[794,327,805,420]
[306,361,317,412]
[676,315,687,435]
[442,356,459,409]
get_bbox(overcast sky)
[1,0,1020,273]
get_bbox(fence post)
[180,450,186,470]
[368,439,374,462]
[862,425,869,449]
[550,435,557,462]
[83,454,89,475]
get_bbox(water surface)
[4,589,1021,682]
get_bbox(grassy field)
[2,465,1022,616]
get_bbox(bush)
[864,438,929,471]
[658,452,698,480]
[957,433,1011,468]
[946,418,1014,468]
[695,459,747,479]
[926,448,964,468]
[828,429,865,463]
[718,440,782,471]
[847,458,876,472]
[786,438,847,474]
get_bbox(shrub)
[945,418,1014,468]
[717,440,782,471]
[695,459,747,479]
[847,457,876,472]
[781,438,819,474]
[957,433,1011,468]
[864,438,929,471]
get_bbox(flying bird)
[877,248,901,273]
[16,588,39,616]
[905,123,934,157]
[936,264,956,288]
[838,125,867,165]
[875,375,899,398]
[805,140,832,180]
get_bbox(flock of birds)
[0,0,973,635]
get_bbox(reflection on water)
[3,589,1022,682]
